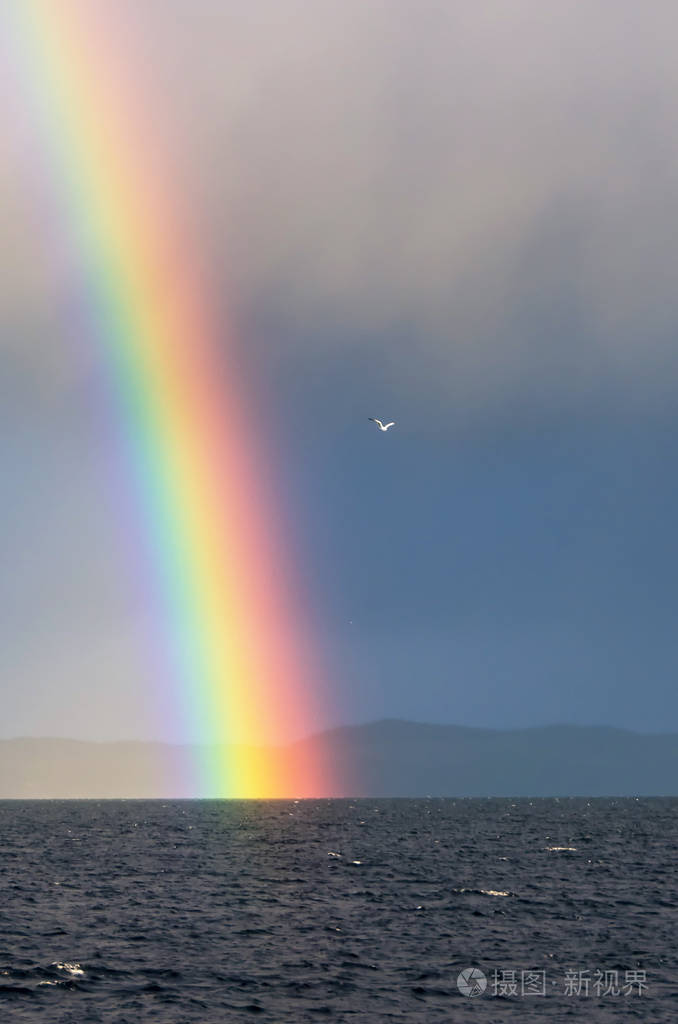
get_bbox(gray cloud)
[3,0,678,414]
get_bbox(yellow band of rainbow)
[8,0,330,797]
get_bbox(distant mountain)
[295,719,678,797]
[1,720,677,798]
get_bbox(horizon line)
[2,717,677,746]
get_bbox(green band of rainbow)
[8,0,330,796]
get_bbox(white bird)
[369,418,395,432]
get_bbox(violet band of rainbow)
[8,0,331,797]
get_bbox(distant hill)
[1,720,677,798]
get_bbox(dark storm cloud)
[3,0,678,415]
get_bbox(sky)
[2,0,678,741]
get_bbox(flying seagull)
[369,417,395,432]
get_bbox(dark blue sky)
[249,324,678,735]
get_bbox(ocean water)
[1,798,676,1022]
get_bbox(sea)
[1,797,675,1022]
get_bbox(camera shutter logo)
[457,967,487,997]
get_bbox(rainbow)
[7,1,330,796]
